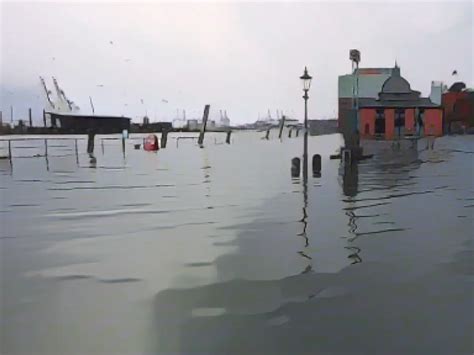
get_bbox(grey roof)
[358,65,440,108]
[449,82,466,93]
[381,76,412,94]
[359,97,440,108]
[380,66,412,94]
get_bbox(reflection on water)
[1,133,473,354]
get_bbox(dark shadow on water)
[153,258,473,354]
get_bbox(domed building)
[358,65,443,140]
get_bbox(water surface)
[1,132,472,354]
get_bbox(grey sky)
[1,1,472,124]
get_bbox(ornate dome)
[381,66,412,94]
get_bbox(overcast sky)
[1,1,472,124]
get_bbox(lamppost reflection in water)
[297,174,312,273]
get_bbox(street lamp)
[300,67,312,180]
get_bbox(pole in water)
[288,128,293,138]
[87,132,95,154]
[8,140,12,161]
[44,139,48,157]
[278,115,286,139]
[226,130,232,144]
[312,154,321,177]
[28,108,33,127]
[265,129,270,140]
[198,104,210,146]
[161,130,168,148]
[291,157,301,178]
[43,109,47,127]
[296,129,299,137]
[74,139,79,164]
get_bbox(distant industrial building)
[218,110,231,128]
[358,65,443,139]
[48,112,131,134]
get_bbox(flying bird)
[109,41,114,45]
[97,84,104,87]
[161,99,169,103]
[452,70,458,76]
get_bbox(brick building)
[442,82,474,132]
[358,65,443,140]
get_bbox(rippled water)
[1,132,473,354]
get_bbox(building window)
[395,109,405,137]
[375,109,385,134]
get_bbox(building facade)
[358,65,443,140]
[338,67,394,136]
[442,82,474,132]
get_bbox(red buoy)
[144,134,159,151]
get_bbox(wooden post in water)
[161,130,168,148]
[312,154,321,177]
[291,157,301,178]
[44,139,48,157]
[43,109,47,127]
[288,128,293,138]
[87,132,95,154]
[278,115,286,139]
[265,129,270,140]
[8,140,12,161]
[198,104,210,146]
[74,139,79,164]
[226,131,232,144]
[122,137,126,156]
[28,108,33,127]
[296,128,300,137]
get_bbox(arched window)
[375,109,385,134]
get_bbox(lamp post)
[300,67,312,180]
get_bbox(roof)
[381,67,412,93]
[359,65,439,108]
[448,82,466,93]
[359,97,440,108]
[48,112,131,120]
[354,68,394,75]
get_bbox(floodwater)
[0,132,473,355]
